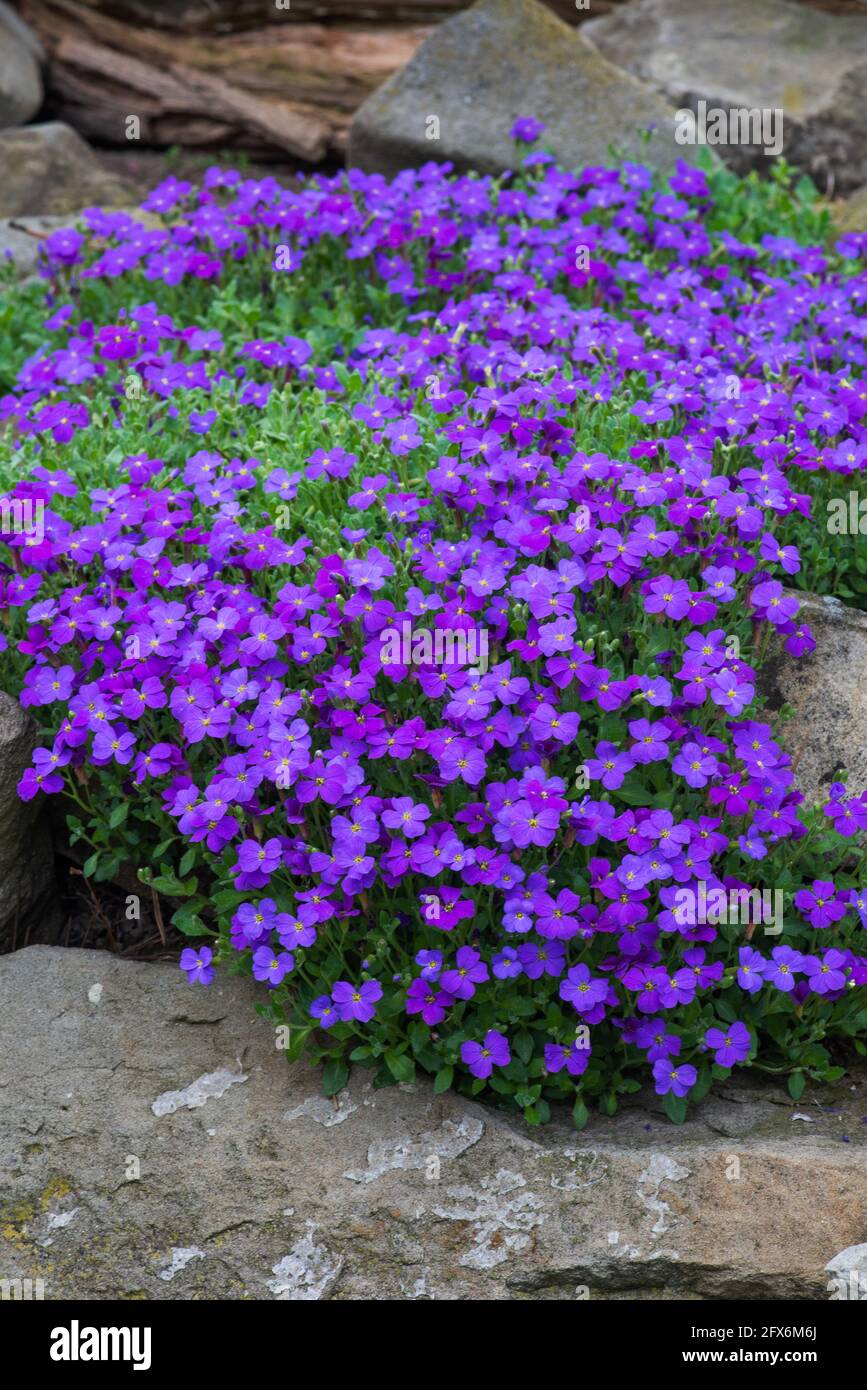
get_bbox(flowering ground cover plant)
[2,131,867,1126]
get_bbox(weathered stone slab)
[760,593,867,807]
[0,122,133,218]
[586,0,867,192]
[1,946,864,1300]
[349,0,704,180]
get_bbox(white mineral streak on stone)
[607,1230,619,1245]
[151,1068,248,1116]
[637,1154,690,1236]
[267,1225,342,1300]
[87,983,103,1004]
[343,1115,484,1183]
[284,1090,358,1127]
[432,1169,546,1270]
[159,1246,205,1281]
[47,1208,79,1230]
[791,1113,816,1122]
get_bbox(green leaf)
[82,851,100,878]
[433,1065,454,1095]
[787,1071,806,1100]
[514,1030,534,1065]
[322,1058,349,1097]
[170,904,213,938]
[663,1093,687,1125]
[613,778,655,807]
[572,1097,589,1131]
[179,848,197,878]
[108,802,129,829]
[385,1049,416,1084]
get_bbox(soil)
[51,854,185,961]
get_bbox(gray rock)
[760,592,867,807]
[835,185,867,236]
[1,945,864,1300]
[0,207,162,282]
[585,0,867,193]
[0,123,134,218]
[0,4,42,129]
[0,2,45,65]
[349,0,705,181]
[0,214,79,282]
[0,695,60,950]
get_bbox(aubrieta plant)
[2,125,867,1126]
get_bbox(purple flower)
[794,879,848,930]
[310,995,338,1030]
[645,574,693,620]
[652,1059,697,1097]
[180,946,214,985]
[704,1021,751,1067]
[406,977,454,1024]
[559,963,608,1015]
[332,979,383,1022]
[510,117,545,144]
[802,950,848,996]
[440,946,489,1001]
[672,741,718,788]
[766,945,804,991]
[544,1038,591,1076]
[382,796,431,838]
[461,1030,511,1079]
[750,580,799,627]
[252,945,294,985]
[737,945,766,994]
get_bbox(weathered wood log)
[18,0,619,34]
[18,0,431,159]
[55,32,338,160]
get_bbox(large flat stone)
[1,946,864,1300]
[0,122,134,218]
[348,0,704,180]
[760,593,867,807]
[586,0,867,192]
